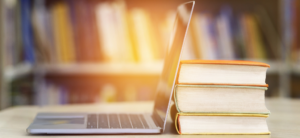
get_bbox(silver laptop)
[27,1,195,134]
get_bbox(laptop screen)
[152,1,194,130]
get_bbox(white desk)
[0,98,299,138]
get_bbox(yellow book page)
[52,2,75,63]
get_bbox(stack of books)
[173,60,271,135]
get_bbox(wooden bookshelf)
[36,61,163,75]
[0,0,296,109]
[244,59,282,74]
[3,63,33,81]
[291,63,300,75]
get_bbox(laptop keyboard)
[87,114,149,129]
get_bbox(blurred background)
[0,0,298,109]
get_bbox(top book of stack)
[177,60,270,87]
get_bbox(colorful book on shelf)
[3,0,18,66]
[254,7,281,60]
[291,0,300,62]
[31,0,53,63]
[129,8,159,62]
[96,2,122,62]
[174,113,270,135]
[216,6,235,59]
[231,12,246,59]
[20,0,36,64]
[96,1,138,63]
[70,0,102,62]
[51,1,75,63]
[158,11,177,59]
[190,13,218,60]
[111,1,136,62]
[240,14,266,59]
[173,84,270,114]
[177,60,270,87]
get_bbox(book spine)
[173,85,182,113]
[174,113,181,134]
[21,0,36,63]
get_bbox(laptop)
[27,1,195,134]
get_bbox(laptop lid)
[152,1,195,132]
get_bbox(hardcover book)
[177,60,270,87]
[174,85,270,114]
[175,113,270,135]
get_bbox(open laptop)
[27,1,195,134]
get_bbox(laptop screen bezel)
[151,1,195,132]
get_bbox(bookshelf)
[0,0,297,109]
[36,62,163,75]
[3,63,33,81]
[0,0,2,109]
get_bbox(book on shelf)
[36,82,67,105]
[181,31,197,60]
[129,8,159,62]
[69,0,102,62]
[285,0,300,62]
[254,6,281,60]
[99,84,117,103]
[122,85,137,101]
[190,13,218,60]
[32,79,158,105]
[36,82,102,105]
[11,77,34,106]
[112,1,136,62]
[216,6,235,59]
[11,1,282,67]
[96,1,135,63]
[51,1,75,64]
[240,14,267,59]
[158,11,176,59]
[31,0,52,63]
[96,2,121,62]
[2,0,22,67]
[20,0,36,64]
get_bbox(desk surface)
[0,98,299,138]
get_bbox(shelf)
[3,63,33,81]
[34,60,282,75]
[35,61,164,75]
[1,60,282,79]
[243,59,282,74]
[291,63,300,74]
[265,60,282,74]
